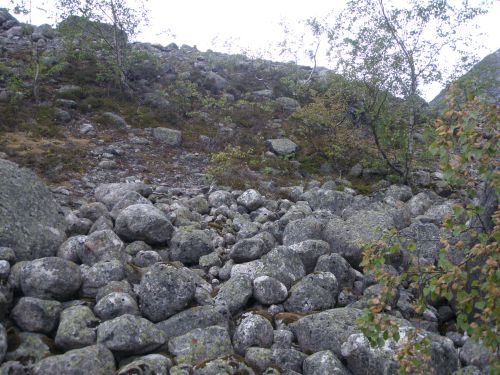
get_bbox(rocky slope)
[0,10,497,375]
[0,154,496,374]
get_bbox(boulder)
[276,96,300,112]
[94,182,152,210]
[314,253,356,290]
[288,240,331,273]
[233,313,274,355]
[114,204,174,245]
[11,297,62,334]
[97,314,166,355]
[284,272,339,313]
[300,188,353,215]
[93,292,140,321]
[32,345,115,375]
[168,326,233,365]
[81,229,125,265]
[55,305,100,350]
[110,191,152,219]
[266,138,298,156]
[137,263,196,322]
[237,189,264,211]
[20,257,81,301]
[169,229,214,265]
[117,354,172,375]
[303,350,350,375]
[283,218,324,246]
[0,159,66,261]
[252,276,288,305]
[214,275,253,315]
[152,127,182,146]
[80,259,125,298]
[0,324,6,364]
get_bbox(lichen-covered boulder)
[168,326,233,365]
[32,344,115,375]
[214,275,253,315]
[237,189,264,211]
[97,314,166,355]
[94,182,152,210]
[55,305,100,350]
[93,292,139,321]
[252,276,288,305]
[20,257,81,301]
[11,297,62,334]
[117,354,172,375]
[137,263,196,322]
[303,350,350,375]
[80,259,125,298]
[284,272,338,313]
[0,159,66,261]
[81,229,125,265]
[169,229,214,265]
[288,240,331,273]
[233,313,274,355]
[192,355,256,375]
[0,323,6,364]
[156,305,228,342]
[115,204,174,245]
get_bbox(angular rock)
[20,257,81,301]
[459,338,494,371]
[94,292,139,321]
[314,253,356,290]
[95,182,152,210]
[152,127,182,146]
[81,229,125,265]
[169,229,214,265]
[283,217,324,246]
[156,305,228,342]
[115,204,174,245]
[253,275,288,305]
[284,272,338,313]
[290,307,362,357]
[303,350,350,375]
[168,326,233,365]
[233,313,274,355]
[110,191,152,219]
[97,314,166,355]
[77,202,109,222]
[11,297,62,334]
[214,275,253,315]
[80,259,125,298]
[138,263,196,322]
[266,138,298,156]
[55,305,100,350]
[4,332,51,363]
[133,250,162,267]
[0,159,66,261]
[117,354,172,375]
[288,240,330,273]
[208,190,234,208]
[57,235,86,263]
[32,344,115,375]
[230,238,266,263]
[237,189,264,211]
[300,188,353,215]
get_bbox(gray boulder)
[0,324,6,364]
[137,263,196,322]
[117,354,172,375]
[133,250,162,267]
[237,189,264,211]
[55,305,100,350]
[20,257,81,301]
[290,307,362,357]
[283,218,324,246]
[214,275,253,315]
[192,355,255,375]
[77,202,109,222]
[233,313,274,355]
[80,259,125,298]
[11,297,62,334]
[110,191,152,219]
[168,326,233,365]
[276,97,300,112]
[341,327,459,375]
[203,71,228,92]
[93,292,139,321]
[152,127,182,146]
[57,235,86,263]
[322,211,394,267]
[385,185,413,202]
[284,272,338,313]
[94,182,152,210]
[300,188,354,215]
[4,332,51,363]
[97,314,166,355]
[81,229,125,265]
[208,190,234,208]
[156,305,228,342]
[314,253,356,290]
[459,338,494,371]
[230,238,267,263]
[169,229,214,265]
[252,275,288,305]
[266,138,298,156]
[303,350,350,375]
[32,344,115,375]
[115,204,174,245]
[272,348,307,372]
[288,240,331,273]
[0,159,66,261]
[400,222,442,264]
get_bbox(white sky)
[3,0,500,100]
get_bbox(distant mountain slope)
[429,48,500,110]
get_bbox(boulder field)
[0,159,494,375]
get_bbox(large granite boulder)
[0,159,66,261]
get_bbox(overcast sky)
[4,0,500,100]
